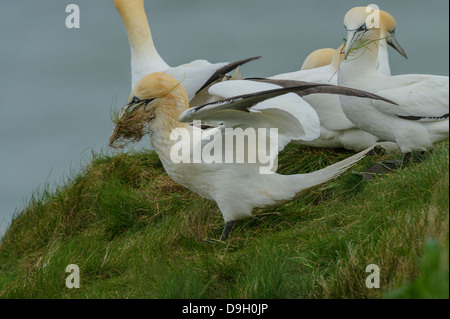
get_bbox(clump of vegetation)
[0,141,448,299]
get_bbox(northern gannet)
[301,48,336,70]
[247,8,408,151]
[338,7,449,153]
[109,73,395,240]
[113,0,259,106]
[301,8,407,75]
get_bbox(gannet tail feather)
[292,145,375,195]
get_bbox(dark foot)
[220,221,235,241]
[402,152,412,166]
[408,151,427,164]
[401,152,427,166]
[361,160,402,180]
[202,221,236,243]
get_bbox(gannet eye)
[359,24,368,32]
[132,96,140,103]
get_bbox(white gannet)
[113,0,259,106]
[338,7,449,154]
[109,73,395,240]
[245,8,408,151]
[301,8,407,75]
[301,48,336,70]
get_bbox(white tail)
[291,145,375,195]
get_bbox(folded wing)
[167,57,261,103]
[180,81,323,153]
[371,74,449,121]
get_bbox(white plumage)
[260,8,408,151]
[338,7,449,153]
[109,73,381,240]
[113,0,258,106]
[205,80,321,143]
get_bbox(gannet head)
[343,7,407,59]
[109,72,188,148]
[301,48,336,70]
[379,10,408,59]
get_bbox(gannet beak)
[121,98,157,117]
[123,100,143,115]
[344,30,362,60]
[386,31,408,59]
[109,98,157,149]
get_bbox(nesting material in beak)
[109,109,149,149]
[344,30,362,59]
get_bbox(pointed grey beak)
[344,30,362,60]
[386,31,408,59]
[119,98,157,118]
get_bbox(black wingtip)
[195,56,261,94]
[248,78,399,106]
[397,113,449,121]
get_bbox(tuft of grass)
[385,239,449,299]
[0,141,448,299]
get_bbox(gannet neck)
[377,29,391,75]
[377,10,396,75]
[330,44,345,69]
[151,98,189,136]
[144,74,190,155]
[150,104,190,160]
[114,0,169,86]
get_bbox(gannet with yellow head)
[226,7,407,151]
[113,0,259,106]
[301,48,337,70]
[109,73,394,240]
[345,7,407,75]
[338,7,449,153]
[300,8,407,75]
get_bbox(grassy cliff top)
[0,142,448,298]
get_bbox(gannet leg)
[201,221,236,244]
[402,151,427,165]
[219,221,236,241]
[401,152,412,166]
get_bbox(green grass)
[0,141,448,299]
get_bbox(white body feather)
[152,101,372,223]
[338,34,449,153]
[265,38,395,151]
